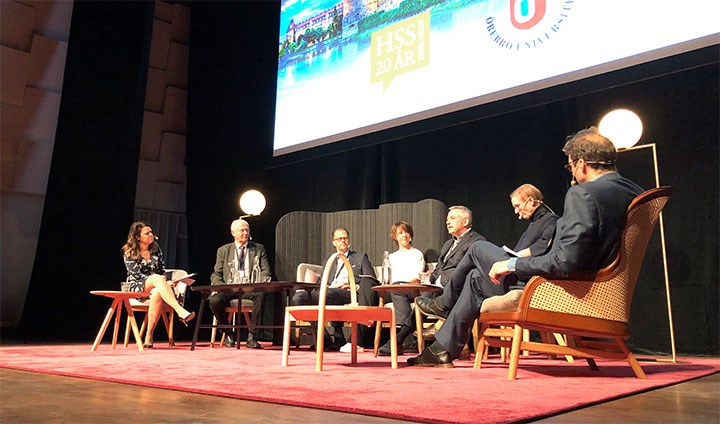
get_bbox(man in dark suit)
[415,184,558,319]
[383,205,485,354]
[408,127,644,367]
[210,218,271,349]
[292,227,376,350]
[429,206,486,289]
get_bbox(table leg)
[122,299,144,351]
[111,301,122,349]
[235,296,242,350]
[374,296,384,357]
[191,294,207,351]
[91,298,120,351]
[415,304,425,353]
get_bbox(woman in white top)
[379,221,426,356]
[389,221,425,283]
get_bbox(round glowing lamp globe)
[239,190,266,216]
[598,109,643,150]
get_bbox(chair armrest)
[297,263,322,283]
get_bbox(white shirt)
[389,247,425,283]
[330,252,350,288]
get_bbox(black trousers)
[434,241,510,358]
[208,291,264,338]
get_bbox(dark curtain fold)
[17,1,155,340]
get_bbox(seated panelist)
[292,227,376,351]
[122,221,195,349]
[416,183,559,320]
[209,218,271,349]
[378,221,425,356]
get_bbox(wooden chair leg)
[315,315,326,372]
[389,311,398,369]
[124,316,131,348]
[551,332,574,363]
[281,311,292,366]
[374,296,385,357]
[471,319,480,359]
[167,311,175,347]
[474,323,489,369]
[507,324,524,380]
[373,321,382,357]
[415,306,425,352]
[210,316,218,347]
[618,338,647,379]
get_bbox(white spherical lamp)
[598,109,643,150]
[239,190,266,217]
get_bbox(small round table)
[372,283,442,353]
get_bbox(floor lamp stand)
[620,143,677,363]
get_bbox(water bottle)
[251,256,261,284]
[381,251,392,285]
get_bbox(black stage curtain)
[186,2,718,354]
[16,2,155,341]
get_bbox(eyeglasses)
[333,236,349,241]
[564,159,615,172]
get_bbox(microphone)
[517,198,531,219]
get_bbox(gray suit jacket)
[515,172,643,277]
[431,230,485,286]
[211,241,271,285]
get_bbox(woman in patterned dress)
[122,221,195,348]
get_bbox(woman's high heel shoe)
[179,311,195,326]
[143,341,154,349]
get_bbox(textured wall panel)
[135,1,189,216]
[0,1,72,327]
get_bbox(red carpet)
[0,342,717,423]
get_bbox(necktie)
[237,246,245,270]
[444,239,458,261]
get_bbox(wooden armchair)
[475,187,672,380]
[282,253,398,371]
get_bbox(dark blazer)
[513,204,559,256]
[515,173,643,277]
[211,241,271,285]
[323,250,375,285]
[431,229,485,286]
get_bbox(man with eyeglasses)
[292,227,376,351]
[408,126,643,368]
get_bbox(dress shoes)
[402,338,419,354]
[310,336,345,352]
[245,335,263,349]
[378,340,402,356]
[415,297,448,319]
[421,326,437,341]
[406,345,454,368]
[329,336,347,351]
[223,334,237,348]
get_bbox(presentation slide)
[274,0,719,156]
